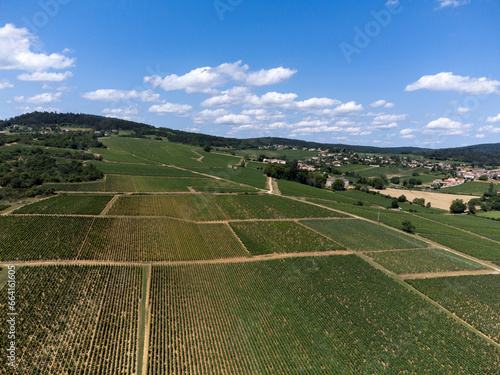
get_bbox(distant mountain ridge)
[2,112,500,157]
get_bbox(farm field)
[478,211,500,219]
[89,160,199,176]
[229,220,345,255]
[383,188,473,210]
[107,194,346,220]
[278,179,361,203]
[0,265,141,374]
[80,218,247,261]
[440,181,499,195]
[44,179,106,192]
[103,174,256,193]
[416,212,500,242]
[148,256,500,374]
[0,204,10,212]
[100,137,242,168]
[368,248,486,274]
[409,275,500,343]
[187,166,268,189]
[300,219,428,251]
[0,216,93,260]
[13,194,113,215]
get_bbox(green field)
[409,275,500,343]
[0,216,93,260]
[278,180,361,203]
[99,137,242,168]
[103,174,256,193]
[89,160,199,176]
[0,204,10,212]
[368,248,486,274]
[44,179,106,192]
[80,218,247,261]
[229,221,345,255]
[478,211,500,219]
[0,266,141,374]
[188,166,268,189]
[13,194,113,215]
[440,181,499,195]
[300,219,427,251]
[416,213,500,242]
[148,256,500,374]
[107,194,346,220]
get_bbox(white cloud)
[15,92,62,104]
[373,122,398,130]
[369,99,395,109]
[405,72,500,95]
[214,114,253,125]
[437,0,470,8]
[231,122,293,132]
[191,109,230,124]
[423,117,472,135]
[0,24,74,71]
[486,113,500,123]
[200,86,251,107]
[457,107,470,114]
[148,102,193,115]
[0,80,13,89]
[329,101,364,115]
[244,67,297,86]
[246,92,298,109]
[18,106,61,113]
[295,97,341,110]
[144,61,296,94]
[18,71,73,82]
[475,134,485,138]
[371,114,407,125]
[102,107,139,121]
[240,109,285,121]
[478,125,500,134]
[399,128,418,139]
[81,89,160,103]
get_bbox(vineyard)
[103,175,256,193]
[89,161,199,176]
[44,180,106,192]
[0,216,93,260]
[0,266,141,374]
[368,248,486,274]
[147,256,500,374]
[79,218,248,261]
[300,219,428,251]
[229,221,346,255]
[409,275,500,343]
[107,194,346,220]
[13,194,113,215]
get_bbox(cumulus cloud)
[0,80,13,89]
[214,114,253,125]
[478,125,500,134]
[437,0,470,8]
[18,106,61,113]
[295,97,341,110]
[191,109,230,124]
[0,24,74,71]
[200,86,251,107]
[15,92,62,104]
[144,61,296,94]
[423,117,471,135]
[399,128,418,139]
[246,92,298,109]
[102,107,139,121]
[148,102,193,115]
[81,89,160,103]
[371,114,407,125]
[369,100,395,109]
[18,71,73,82]
[405,72,500,95]
[486,113,500,123]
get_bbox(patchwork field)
[103,174,256,193]
[80,218,247,261]
[300,219,428,251]
[409,275,500,343]
[107,194,346,220]
[148,256,500,374]
[0,266,141,374]
[13,194,113,215]
[368,248,486,274]
[440,181,499,196]
[384,188,473,210]
[229,220,346,255]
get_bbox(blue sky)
[1,0,500,148]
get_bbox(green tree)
[467,200,476,214]
[204,145,211,152]
[390,199,399,209]
[402,220,415,234]
[450,199,467,214]
[331,179,345,191]
[397,194,407,202]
